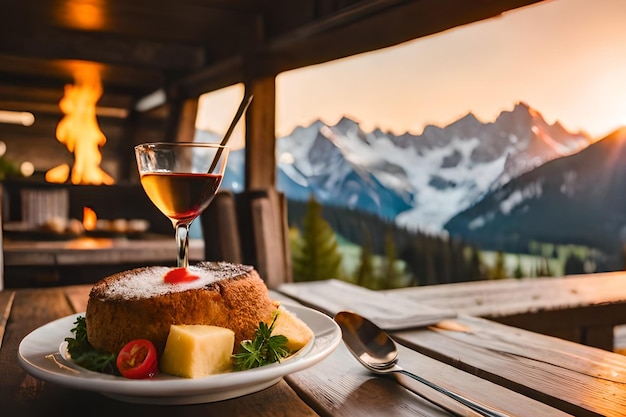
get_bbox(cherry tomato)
[116,339,158,379]
[164,267,199,284]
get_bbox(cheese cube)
[271,307,314,352]
[160,325,235,378]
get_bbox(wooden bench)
[384,271,626,351]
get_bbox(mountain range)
[276,102,593,231]
[444,127,626,262]
[198,102,626,258]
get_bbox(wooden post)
[242,76,294,285]
[0,183,4,291]
[245,76,276,190]
[174,98,199,143]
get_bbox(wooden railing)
[384,271,626,351]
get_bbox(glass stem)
[175,222,190,269]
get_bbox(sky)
[197,0,626,148]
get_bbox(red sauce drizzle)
[164,267,199,284]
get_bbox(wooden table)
[2,237,204,288]
[384,271,626,351]
[2,282,626,416]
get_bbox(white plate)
[18,304,341,404]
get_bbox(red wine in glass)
[135,142,229,276]
[140,172,223,224]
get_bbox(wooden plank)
[386,273,626,317]
[64,285,91,313]
[251,195,284,287]
[0,287,321,417]
[0,54,164,94]
[182,0,544,93]
[245,77,276,190]
[0,288,75,417]
[176,98,199,142]
[0,183,4,291]
[0,288,72,410]
[493,305,622,350]
[3,251,56,266]
[286,334,569,416]
[177,56,244,97]
[3,238,205,266]
[200,190,243,263]
[394,316,626,417]
[3,379,319,417]
[0,291,16,349]
[0,84,133,110]
[0,29,205,72]
[277,191,293,283]
[285,0,543,61]
[288,343,455,417]
[584,325,615,351]
[385,272,626,350]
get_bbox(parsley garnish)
[233,313,289,371]
[65,316,118,375]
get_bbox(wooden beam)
[114,108,139,182]
[0,54,165,96]
[0,85,63,103]
[266,0,409,40]
[176,56,245,98]
[245,77,276,190]
[257,0,545,76]
[0,100,128,119]
[178,0,543,94]
[0,29,206,72]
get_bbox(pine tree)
[422,237,438,285]
[466,246,484,281]
[513,255,524,278]
[564,252,585,275]
[355,227,376,288]
[436,238,452,284]
[291,196,343,282]
[380,229,404,289]
[448,238,467,283]
[542,257,553,276]
[490,250,507,280]
[399,237,420,286]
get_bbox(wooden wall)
[2,179,172,235]
[0,106,168,184]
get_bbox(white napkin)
[277,279,456,330]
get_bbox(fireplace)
[2,179,172,236]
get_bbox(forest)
[287,197,599,289]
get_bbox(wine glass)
[135,142,229,273]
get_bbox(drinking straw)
[208,93,253,173]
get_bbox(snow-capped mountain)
[277,118,415,219]
[276,102,591,231]
[444,127,626,266]
[197,102,592,232]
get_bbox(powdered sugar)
[95,262,252,300]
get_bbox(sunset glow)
[197,0,626,146]
[273,0,626,140]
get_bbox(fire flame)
[46,63,114,185]
[83,206,97,231]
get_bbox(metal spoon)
[334,310,509,417]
